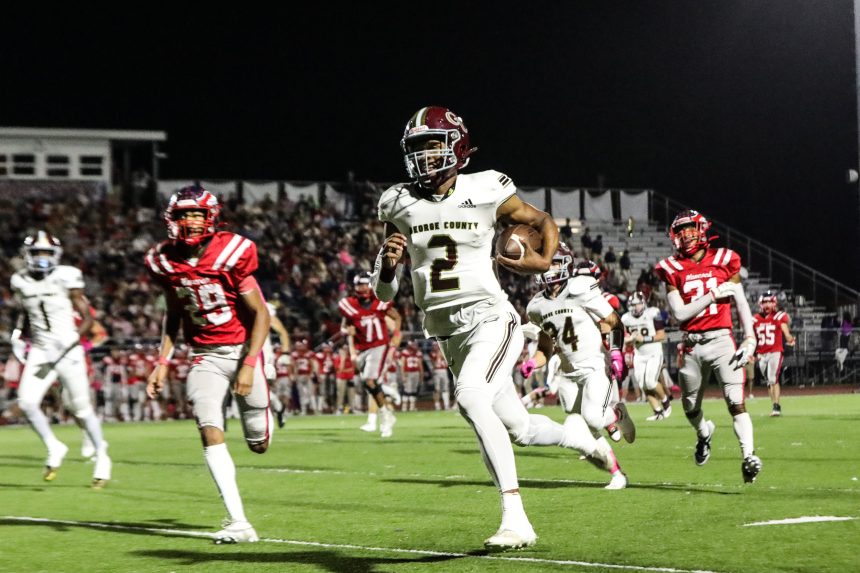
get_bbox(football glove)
[730,337,757,369]
[610,349,625,381]
[520,358,538,379]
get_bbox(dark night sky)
[3,2,859,287]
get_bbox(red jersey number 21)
[683,278,718,317]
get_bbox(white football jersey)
[378,170,516,337]
[10,265,84,348]
[526,275,614,372]
[621,307,664,356]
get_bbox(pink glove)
[610,349,624,381]
[520,358,538,379]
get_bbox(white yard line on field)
[2,515,722,573]
[743,516,856,527]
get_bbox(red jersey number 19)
[175,283,233,326]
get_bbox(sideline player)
[621,291,672,420]
[752,291,795,417]
[429,341,451,410]
[400,341,423,411]
[10,231,111,487]
[523,244,631,489]
[339,271,402,437]
[656,209,761,483]
[145,185,272,543]
[374,106,616,550]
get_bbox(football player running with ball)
[374,106,614,550]
[145,185,273,543]
[655,210,761,483]
[10,231,111,487]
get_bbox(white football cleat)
[359,422,377,432]
[43,441,69,482]
[214,519,259,544]
[605,471,628,490]
[483,524,537,551]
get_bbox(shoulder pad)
[566,275,599,298]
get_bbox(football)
[495,224,542,260]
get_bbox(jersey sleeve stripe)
[212,234,245,270]
[668,257,684,271]
[146,251,164,275]
[714,248,725,265]
[658,260,675,275]
[721,248,734,266]
[223,239,253,271]
[339,298,357,316]
[158,254,175,273]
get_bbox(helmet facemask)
[669,210,712,258]
[402,132,462,189]
[164,186,220,246]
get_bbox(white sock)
[460,395,519,491]
[732,412,754,458]
[204,443,247,523]
[442,393,450,409]
[269,391,283,413]
[79,413,104,450]
[366,413,378,426]
[500,492,530,530]
[22,405,60,448]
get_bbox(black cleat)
[742,454,762,483]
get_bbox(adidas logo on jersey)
[458,199,477,208]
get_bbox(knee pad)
[685,408,701,420]
[728,403,746,416]
[365,381,382,397]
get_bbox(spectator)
[835,313,853,371]
[591,234,603,258]
[580,227,592,259]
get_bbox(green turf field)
[1,394,858,573]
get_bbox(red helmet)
[669,209,712,257]
[572,259,602,280]
[540,243,575,287]
[401,106,477,189]
[758,291,778,314]
[164,185,221,246]
[353,271,373,300]
[629,291,647,317]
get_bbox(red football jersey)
[316,350,336,374]
[401,348,422,373]
[291,349,317,376]
[102,355,128,385]
[145,232,259,346]
[753,310,789,353]
[338,296,392,352]
[171,357,190,381]
[386,348,401,373]
[655,247,741,332]
[430,348,448,370]
[334,354,355,380]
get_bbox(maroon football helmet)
[164,185,221,246]
[540,243,575,287]
[629,291,647,317]
[669,209,712,258]
[401,106,477,189]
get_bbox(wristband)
[157,356,170,365]
[393,330,401,338]
[642,335,654,343]
[243,354,259,368]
